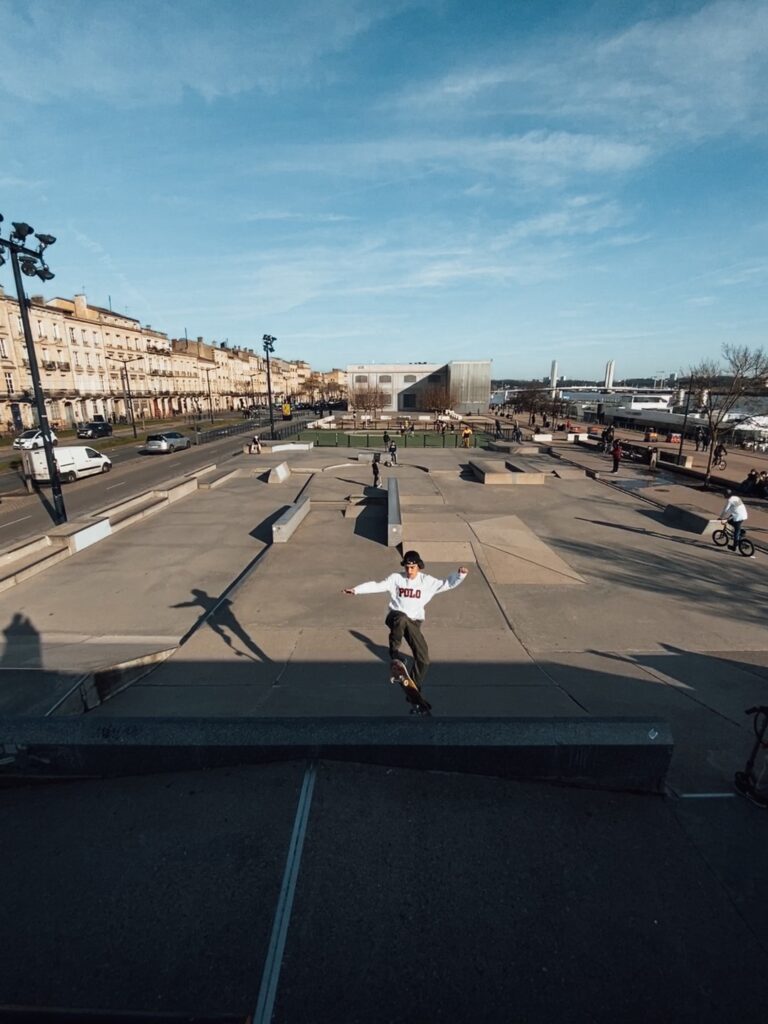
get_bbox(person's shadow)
[172,588,271,662]
[0,612,42,668]
[350,629,390,664]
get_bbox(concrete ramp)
[401,512,477,564]
[469,515,584,585]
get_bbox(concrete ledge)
[155,476,199,502]
[197,468,240,490]
[185,462,218,479]
[659,451,694,469]
[49,517,113,553]
[268,461,291,483]
[0,534,54,568]
[107,494,169,531]
[662,503,720,534]
[272,495,311,543]
[0,717,673,793]
[48,648,177,715]
[469,459,535,484]
[387,477,402,547]
[0,545,71,594]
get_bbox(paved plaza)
[1,436,766,1020]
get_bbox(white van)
[22,445,112,483]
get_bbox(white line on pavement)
[0,515,31,529]
[678,792,735,799]
[106,482,127,490]
[253,761,317,1024]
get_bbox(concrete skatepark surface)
[0,441,766,1020]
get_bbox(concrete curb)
[0,716,673,793]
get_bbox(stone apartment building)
[0,288,346,432]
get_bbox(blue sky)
[1,0,766,379]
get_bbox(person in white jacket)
[343,549,468,688]
[719,490,748,550]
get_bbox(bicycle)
[734,706,768,808]
[713,455,727,471]
[712,521,754,557]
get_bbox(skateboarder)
[343,550,468,700]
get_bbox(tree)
[350,385,387,417]
[685,344,768,486]
[419,382,460,413]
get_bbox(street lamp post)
[0,215,66,524]
[677,378,694,463]
[203,367,215,424]
[263,335,276,439]
[106,355,143,438]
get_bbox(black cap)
[401,550,424,568]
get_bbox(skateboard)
[390,659,432,716]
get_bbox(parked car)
[143,431,192,454]
[12,428,58,450]
[77,421,113,439]
[24,445,112,482]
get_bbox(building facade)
[0,288,345,432]
[346,360,491,414]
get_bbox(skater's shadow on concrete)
[173,588,272,662]
[350,630,389,663]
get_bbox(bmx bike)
[712,521,754,557]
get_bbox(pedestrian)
[249,433,262,454]
[648,446,659,472]
[719,489,748,551]
[343,550,468,693]
[388,440,398,465]
[461,426,473,449]
[611,439,622,473]
[694,426,704,452]
[383,430,390,449]
[372,452,382,488]
[494,418,502,439]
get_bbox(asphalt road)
[0,412,307,548]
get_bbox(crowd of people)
[740,468,768,499]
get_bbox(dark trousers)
[386,611,430,687]
[729,517,745,548]
[611,456,620,472]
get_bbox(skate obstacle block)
[0,717,674,793]
[387,477,402,547]
[272,495,311,543]
[267,461,291,483]
[662,503,719,534]
[469,459,547,485]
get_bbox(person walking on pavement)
[694,426,704,452]
[719,489,748,550]
[343,550,468,691]
[611,439,622,473]
[387,439,398,465]
[372,452,382,489]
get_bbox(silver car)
[143,431,192,454]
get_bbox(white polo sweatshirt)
[352,570,465,621]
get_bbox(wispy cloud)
[395,0,768,144]
[0,0,411,106]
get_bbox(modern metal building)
[346,360,491,414]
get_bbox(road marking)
[106,482,127,491]
[253,761,317,1024]
[0,515,31,530]
[678,792,735,799]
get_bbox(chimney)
[74,294,89,319]
[30,294,45,305]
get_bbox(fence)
[298,429,495,449]
[193,414,309,446]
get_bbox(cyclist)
[714,440,728,464]
[719,489,748,551]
